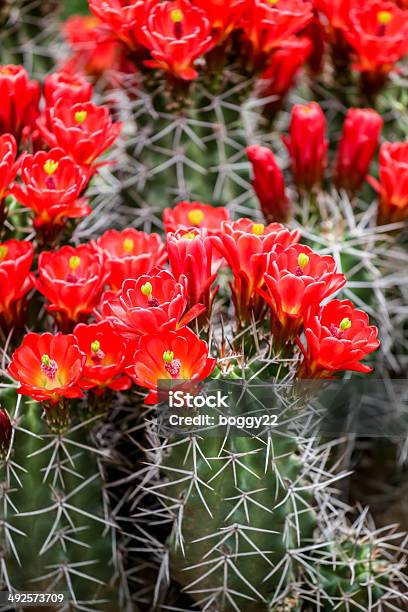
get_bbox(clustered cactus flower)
[1,0,408,610]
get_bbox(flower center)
[339,317,352,331]
[187,209,205,225]
[0,245,8,260]
[296,252,309,275]
[252,223,265,235]
[267,0,278,5]
[69,255,81,271]
[182,231,196,240]
[123,238,134,253]
[43,159,59,175]
[90,339,105,362]
[170,8,184,23]
[74,110,88,124]
[377,10,392,25]
[41,354,58,379]
[141,282,159,307]
[163,350,181,378]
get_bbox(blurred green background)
[62,0,90,18]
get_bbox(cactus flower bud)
[333,108,383,194]
[283,102,328,191]
[247,145,290,223]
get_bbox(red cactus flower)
[163,201,230,235]
[192,0,246,42]
[126,326,216,404]
[142,0,215,80]
[0,408,12,456]
[44,72,93,108]
[241,0,313,67]
[313,0,359,30]
[0,240,34,332]
[11,148,90,229]
[258,244,346,346]
[246,145,290,223]
[333,108,383,194]
[345,1,408,77]
[211,218,300,325]
[97,228,167,293]
[101,269,205,337]
[0,65,40,144]
[62,15,125,78]
[298,299,380,378]
[89,0,157,51]
[282,102,328,191]
[38,99,122,170]
[0,134,18,202]
[73,320,131,391]
[258,37,311,100]
[167,227,219,318]
[368,142,408,224]
[35,243,107,326]
[8,332,85,402]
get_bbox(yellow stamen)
[170,8,184,23]
[163,350,174,363]
[0,67,12,75]
[74,110,88,124]
[43,159,59,175]
[141,282,153,296]
[297,253,310,269]
[268,0,279,5]
[187,209,205,225]
[339,318,352,331]
[0,245,8,260]
[377,10,392,25]
[41,354,51,366]
[69,255,81,270]
[91,340,100,353]
[252,223,265,236]
[123,238,134,253]
[182,231,196,240]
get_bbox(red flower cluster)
[0,65,121,245]
[0,240,34,333]
[247,102,384,215]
